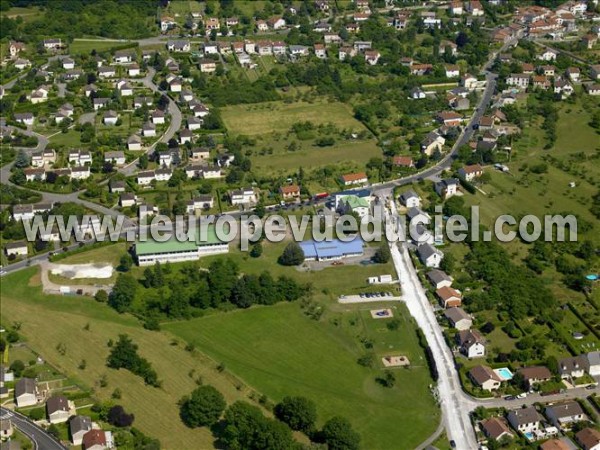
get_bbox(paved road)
[0,407,67,450]
[386,203,478,450]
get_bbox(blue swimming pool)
[524,432,534,441]
[494,367,514,381]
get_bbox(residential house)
[142,122,156,137]
[205,17,220,31]
[199,58,217,73]
[14,58,31,70]
[480,417,514,442]
[104,151,125,166]
[538,49,558,61]
[127,134,142,150]
[272,41,286,56]
[167,40,191,52]
[190,148,210,161]
[421,131,445,156]
[323,33,342,45]
[445,65,460,78]
[62,57,75,70]
[70,166,91,180]
[8,40,25,57]
[542,65,556,76]
[14,378,38,407]
[587,351,600,376]
[576,428,600,450]
[280,185,301,199]
[117,80,133,96]
[392,156,414,169]
[399,190,421,209]
[417,243,443,268]
[160,15,176,32]
[559,355,588,379]
[187,196,214,213]
[5,241,28,257]
[151,109,165,124]
[507,406,542,433]
[339,195,370,220]
[545,401,586,430]
[435,179,459,200]
[70,416,93,446]
[0,420,13,439]
[24,168,46,182]
[437,111,463,127]
[466,0,484,16]
[444,307,472,330]
[461,74,478,90]
[410,64,433,76]
[364,50,380,65]
[582,34,598,50]
[82,429,107,450]
[257,41,273,56]
[137,170,155,185]
[456,329,486,358]
[540,439,571,450]
[421,12,441,29]
[256,20,269,32]
[43,38,62,50]
[12,204,35,221]
[46,396,71,424]
[340,172,368,186]
[436,286,462,308]
[30,86,49,104]
[533,75,551,90]
[469,365,502,391]
[289,45,309,57]
[114,50,134,64]
[566,67,580,82]
[98,66,116,78]
[518,366,553,389]
[179,128,193,144]
[188,116,203,130]
[169,78,182,92]
[427,269,453,290]
[591,64,600,81]
[314,44,327,59]
[440,41,458,56]
[109,180,126,193]
[103,110,119,125]
[155,167,172,182]
[203,42,218,55]
[93,97,110,111]
[458,164,483,181]
[230,187,258,205]
[119,193,137,208]
[584,83,600,96]
[507,73,530,89]
[267,17,286,30]
[338,47,356,61]
[411,87,426,99]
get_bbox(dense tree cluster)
[179,385,226,428]
[106,334,160,387]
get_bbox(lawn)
[251,138,382,176]
[165,301,439,450]
[220,100,368,136]
[0,268,272,450]
[48,129,84,148]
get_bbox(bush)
[107,405,135,427]
[274,396,317,433]
[278,242,305,266]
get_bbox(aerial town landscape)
[0,0,599,449]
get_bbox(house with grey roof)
[70,415,93,445]
[444,307,472,330]
[46,395,71,423]
[544,401,586,430]
[507,406,543,434]
[427,269,453,289]
[417,243,443,268]
[14,378,38,407]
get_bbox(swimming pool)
[493,367,514,381]
[524,432,534,441]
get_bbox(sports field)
[166,302,439,450]
[221,100,368,135]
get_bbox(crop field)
[220,100,368,135]
[166,301,439,450]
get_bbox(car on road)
[586,384,597,390]
[516,393,527,399]
[450,440,456,448]
[504,395,515,401]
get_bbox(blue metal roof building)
[299,238,364,261]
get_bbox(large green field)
[70,39,134,55]
[221,101,368,136]
[165,301,439,450]
[0,268,267,450]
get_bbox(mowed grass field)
[251,139,382,175]
[0,268,270,450]
[70,39,134,55]
[165,302,439,450]
[221,101,367,136]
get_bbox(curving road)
[0,407,67,450]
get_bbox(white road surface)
[386,202,478,450]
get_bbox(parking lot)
[338,291,401,304]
